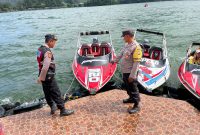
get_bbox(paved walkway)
[0,89,200,135]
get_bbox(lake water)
[0,1,200,102]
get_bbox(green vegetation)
[0,0,173,12]
[0,3,14,12]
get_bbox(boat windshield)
[140,58,165,68]
[77,53,111,67]
[135,31,165,60]
[186,62,200,75]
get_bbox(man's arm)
[129,62,140,80]
[113,47,124,63]
[38,51,52,82]
[128,45,142,81]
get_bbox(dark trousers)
[42,78,65,110]
[123,73,140,104]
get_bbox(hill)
[0,0,176,12]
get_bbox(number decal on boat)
[88,69,101,82]
[142,58,159,66]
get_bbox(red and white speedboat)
[136,29,170,93]
[72,31,117,94]
[178,42,200,99]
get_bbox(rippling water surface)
[0,1,200,102]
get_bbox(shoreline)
[0,0,176,13]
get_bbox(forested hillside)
[0,0,175,12]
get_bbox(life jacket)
[37,45,55,75]
[188,56,200,65]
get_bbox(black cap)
[121,30,134,37]
[45,34,58,41]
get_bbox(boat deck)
[0,89,200,135]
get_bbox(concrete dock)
[0,89,200,135]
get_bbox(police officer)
[37,34,74,116]
[112,30,142,114]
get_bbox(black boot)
[128,103,140,114]
[60,108,74,117]
[50,104,57,115]
[123,98,134,103]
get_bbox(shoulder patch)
[133,45,142,62]
[47,51,52,58]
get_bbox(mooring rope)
[63,76,76,99]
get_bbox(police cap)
[45,34,58,41]
[121,30,134,37]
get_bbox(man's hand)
[128,76,137,83]
[37,78,42,84]
[128,77,134,83]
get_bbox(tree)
[0,3,13,12]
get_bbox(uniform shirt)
[38,44,53,81]
[114,41,140,79]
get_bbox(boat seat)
[80,44,91,56]
[149,46,163,60]
[91,43,100,56]
[142,44,151,58]
[100,42,111,56]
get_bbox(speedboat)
[136,29,170,93]
[178,42,200,99]
[72,31,117,94]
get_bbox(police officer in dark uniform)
[37,34,74,116]
[112,30,142,114]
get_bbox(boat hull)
[72,52,117,94]
[178,61,200,99]
[137,58,170,92]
